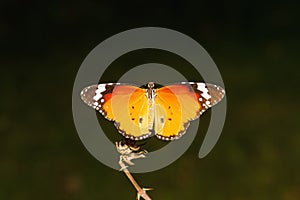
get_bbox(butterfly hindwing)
[81,83,152,140]
[154,86,183,140]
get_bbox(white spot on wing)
[197,83,211,100]
[93,93,102,101]
[94,84,107,101]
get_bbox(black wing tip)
[80,85,98,106]
[206,83,225,94]
[205,83,225,106]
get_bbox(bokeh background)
[1,1,300,200]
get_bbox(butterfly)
[80,82,225,141]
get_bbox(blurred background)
[1,1,300,199]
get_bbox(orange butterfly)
[81,82,225,140]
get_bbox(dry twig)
[116,141,153,200]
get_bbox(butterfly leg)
[124,152,146,165]
[116,142,147,171]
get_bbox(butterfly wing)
[154,82,225,140]
[81,83,152,140]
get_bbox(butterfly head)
[147,82,154,89]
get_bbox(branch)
[116,141,153,200]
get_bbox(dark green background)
[1,1,299,199]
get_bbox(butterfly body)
[81,82,225,140]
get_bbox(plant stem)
[123,168,152,200]
[116,141,152,200]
